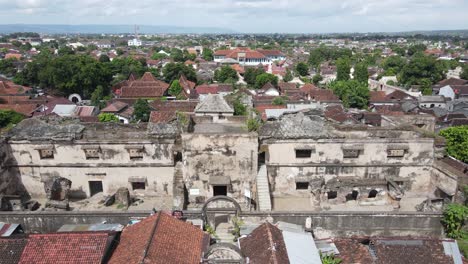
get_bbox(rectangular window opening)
[296,149,312,158]
[296,182,309,190]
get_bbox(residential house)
[101,101,134,124]
[19,232,117,264]
[419,95,447,109]
[194,94,234,122]
[214,48,285,66]
[119,72,169,100]
[109,212,210,264]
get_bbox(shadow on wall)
[0,142,31,203]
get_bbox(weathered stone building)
[2,118,177,208]
[258,109,457,211]
[181,116,258,210]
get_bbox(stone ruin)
[43,176,72,211]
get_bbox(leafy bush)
[0,110,23,129]
[98,113,119,123]
[439,126,468,163]
[442,203,468,239]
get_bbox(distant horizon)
[0,23,467,36]
[0,1,467,33]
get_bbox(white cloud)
[0,0,466,33]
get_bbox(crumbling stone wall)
[6,140,175,200]
[0,140,29,201]
[182,133,258,208]
[264,137,435,210]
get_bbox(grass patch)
[458,239,468,258]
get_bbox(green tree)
[246,118,262,132]
[170,48,185,62]
[312,74,323,85]
[202,48,214,61]
[169,80,183,97]
[162,62,197,83]
[283,69,293,82]
[58,46,75,56]
[99,54,110,63]
[407,44,427,56]
[336,58,351,81]
[400,53,445,87]
[354,62,369,83]
[233,97,247,116]
[328,80,370,109]
[321,253,342,264]
[133,99,151,122]
[461,66,468,80]
[255,73,278,89]
[0,110,24,129]
[151,52,168,60]
[98,113,119,123]
[439,126,468,163]
[214,66,239,83]
[296,62,309,76]
[381,55,406,76]
[0,58,18,77]
[272,96,286,105]
[90,85,109,109]
[244,67,265,86]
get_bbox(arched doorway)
[202,196,242,243]
[204,243,245,263]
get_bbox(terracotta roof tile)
[370,91,388,102]
[196,84,219,95]
[150,111,177,123]
[308,89,340,102]
[0,104,38,116]
[240,222,290,264]
[120,72,169,98]
[101,101,129,113]
[109,212,209,264]
[19,232,112,264]
[150,100,198,113]
[438,78,468,86]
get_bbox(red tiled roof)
[279,82,296,92]
[370,91,388,102]
[150,100,198,113]
[373,105,404,116]
[385,90,415,101]
[231,64,245,74]
[0,81,31,95]
[308,89,340,102]
[101,101,129,113]
[109,212,210,264]
[257,49,284,57]
[438,78,468,86]
[120,72,169,98]
[239,222,290,264]
[196,84,219,95]
[300,83,319,94]
[0,104,38,116]
[5,53,21,60]
[333,238,374,264]
[149,111,177,123]
[19,232,111,264]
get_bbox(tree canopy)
[336,58,351,81]
[133,99,151,122]
[283,69,293,82]
[296,62,309,77]
[244,67,265,86]
[162,62,197,83]
[354,62,369,83]
[328,80,370,109]
[98,113,119,123]
[439,126,468,163]
[400,53,445,87]
[255,73,278,89]
[214,66,239,83]
[169,80,183,97]
[0,110,23,129]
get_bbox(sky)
[0,0,467,33]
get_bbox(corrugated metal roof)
[57,224,124,232]
[52,104,77,116]
[0,223,21,237]
[277,222,322,264]
[443,240,463,264]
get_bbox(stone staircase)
[257,165,272,211]
[216,223,236,243]
[172,162,185,210]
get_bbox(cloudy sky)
[0,0,467,33]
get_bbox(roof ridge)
[265,222,279,264]
[141,212,163,263]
